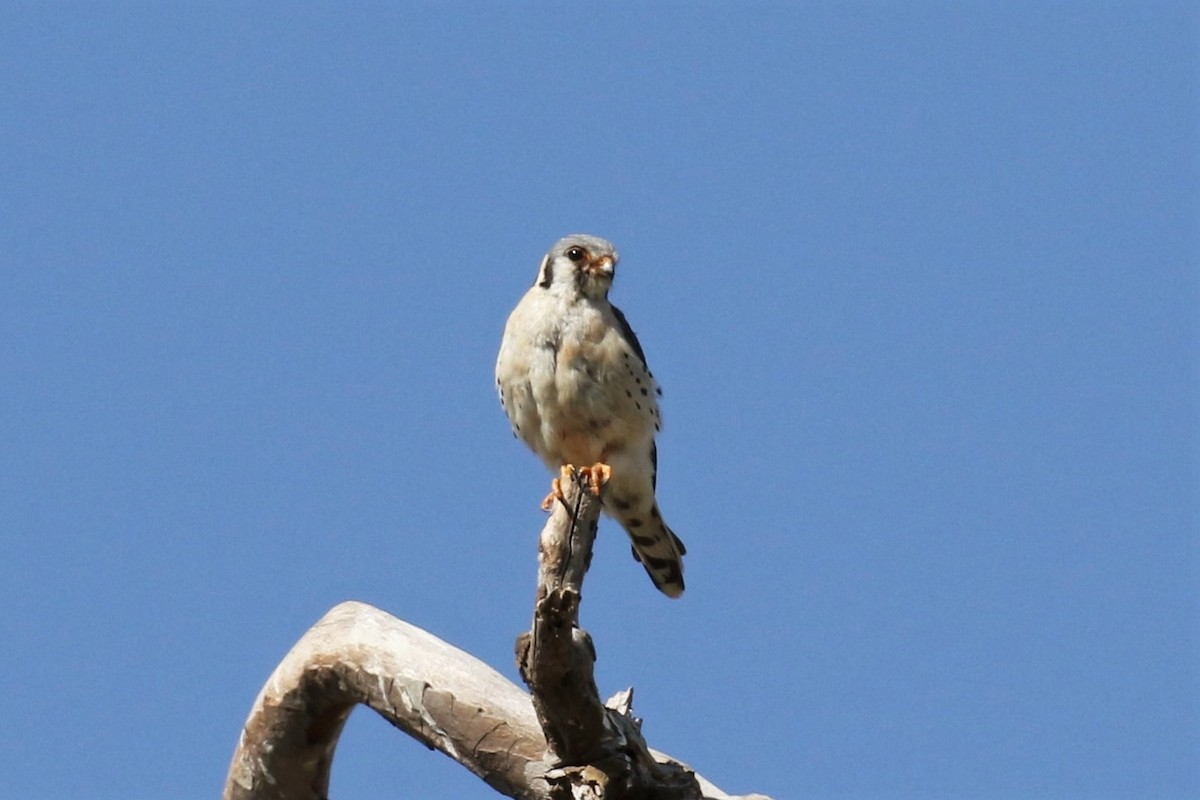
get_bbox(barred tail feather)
[622,507,686,598]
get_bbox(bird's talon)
[581,463,612,496]
[541,465,577,511]
[540,478,564,511]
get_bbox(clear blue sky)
[1,4,1196,799]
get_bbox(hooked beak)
[587,254,616,279]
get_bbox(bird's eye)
[566,246,586,262]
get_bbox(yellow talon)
[540,480,561,511]
[541,463,609,508]
[580,463,612,496]
[540,465,576,510]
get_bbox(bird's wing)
[609,303,648,367]
[650,441,658,490]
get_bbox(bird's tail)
[618,505,686,598]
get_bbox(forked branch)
[223,471,772,800]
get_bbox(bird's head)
[536,234,619,301]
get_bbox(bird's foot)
[580,463,612,496]
[541,465,576,510]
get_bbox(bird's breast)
[499,293,657,466]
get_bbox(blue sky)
[1,4,1196,799]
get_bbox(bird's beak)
[589,255,615,279]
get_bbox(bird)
[495,234,686,597]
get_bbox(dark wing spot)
[625,389,633,398]
[635,402,642,410]
[626,518,644,528]
[640,387,648,396]
[656,387,663,397]
[613,497,632,511]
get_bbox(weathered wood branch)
[223,470,773,800]
[515,469,610,763]
[516,469,703,799]
[223,600,550,800]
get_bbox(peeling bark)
[223,471,773,800]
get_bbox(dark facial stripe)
[537,254,554,288]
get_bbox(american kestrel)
[495,234,686,597]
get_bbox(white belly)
[497,293,658,469]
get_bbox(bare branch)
[222,469,774,799]
[516,468,610,763]
[223,601,550,800]
[516,470,705,800]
